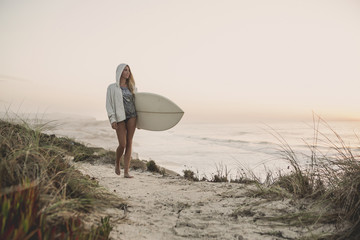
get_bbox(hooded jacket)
[106,63,137,124]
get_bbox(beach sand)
[74,161,336,240]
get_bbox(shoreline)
[8,113,360,182]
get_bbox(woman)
[106,63,137,178]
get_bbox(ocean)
[37,115,360,180]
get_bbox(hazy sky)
[1,0,359,123]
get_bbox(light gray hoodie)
[106,63,137,125]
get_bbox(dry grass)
[183,169,200,181]
[252,116,360,239]
[0,117,125,239]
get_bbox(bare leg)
[115,122,127,175]
[124,117,136,178]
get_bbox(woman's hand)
[111,122,118,130]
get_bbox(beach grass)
[0,118,124,240]
[182,116,360,239]
[210,162,230,182]
[250,117,360,239]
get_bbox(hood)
[115,63,128,87]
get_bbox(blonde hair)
[126,65,136,95]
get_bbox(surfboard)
[135,92,184,131]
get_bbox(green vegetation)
[0,119,124,239]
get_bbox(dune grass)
[0,118,125,240]
[181,116,360,239]
[251,117,360,239]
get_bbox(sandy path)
[76,162,334,240]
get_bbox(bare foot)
[115,159,121,175]
[124,174,134,178]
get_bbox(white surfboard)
[135,92,184,131]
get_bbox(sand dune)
[75,162,336,240]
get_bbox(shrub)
[146,160,160,173]
[183,169,199,181]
